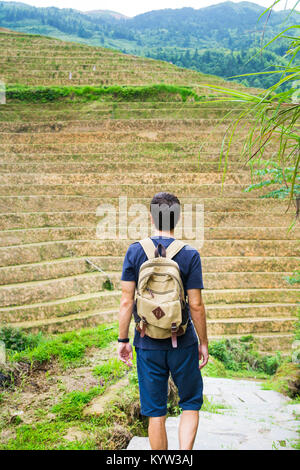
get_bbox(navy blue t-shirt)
[121,236,204,350]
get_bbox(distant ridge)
[84,10,129,20]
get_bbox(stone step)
[0,101,245,110]
[1,294,297,324]
[209,332,295,352]
[0,239,298,267]
[0,130,257,145]
[207,317,296,336]
[0,141,279,155]
[0,172,255,185]
[1,226,298,245]
[0,102,246,112]
[0,290,122,322]
[1,287,298,323]
[0,211,294,231]
[0,195,291,214]
[7,309,295,337]
[0,118,246,133]
[0,271,119,308]
[0,110,245,121]
[0,151,244,163]
[0,271,296,308]
[0,256,298,285]
[0,183,274,197]
[9,307,119,334]
[0,161,246,173]
[206,304,298,319]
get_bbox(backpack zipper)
[139,261,181,276]
[138,271,184,300]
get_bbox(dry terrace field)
[0,30,299,352]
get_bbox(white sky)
[4,0,299,17]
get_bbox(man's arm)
[118,280,135,367]
[187,288,209,369]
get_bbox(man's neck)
[153,230,174,238]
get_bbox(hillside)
[0,28,248,88]
[0,30,298,352]
[0,1,298,88]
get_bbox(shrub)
[0,326,42,352]
[209,337,282,375]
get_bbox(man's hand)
[118,342,133,368]
[198,343,209,369]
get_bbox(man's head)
[150,192,181,232]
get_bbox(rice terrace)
[0,12,299,452]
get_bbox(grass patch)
[201,396,230,414]
[261,361,300,398]
[7,323,119,367]
[0,351,146,450]
[201,356,227,378]
[51,387,103,421]
[6,84,204,103]
[0,421,97,450]
[0,326,42,352]
[93,358,128,382]
[208,337,283,376]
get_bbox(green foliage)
[0,1,297,89]
[0,326,42,352]
[285,270,300,286]
[245,160,300,199]
[93,358,128,382]
[201,356,227,378]
[209,337,282,375]
[9,323,119,366]
[6,84,202,103]
[201,8,300,212]
[52,387,101,421]
[102,279,114,291]
[0,421,96,450]
[262,360,300,397]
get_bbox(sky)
[4,0,299,17]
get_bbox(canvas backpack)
[133,237,189,348]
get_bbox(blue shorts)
[135,343,203,417]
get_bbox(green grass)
[0,347,144,450]
[0,420,97,450]
[261,361,300,398]
[7,323,119,367]
[6,84,205,103]
[208,337,283,376]
[93,358,128,382]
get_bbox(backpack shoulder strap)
[139,237,156,260]
[166,239,187,259]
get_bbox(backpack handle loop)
[154,243,166,258]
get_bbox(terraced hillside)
[0,30,299,352]
[0,30,255,90]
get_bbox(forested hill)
[0,1,298,88]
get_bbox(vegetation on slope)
[5,84,205,103]
[0,1,298,88]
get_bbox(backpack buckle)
[171,322,178,348]
[140,316,147,338]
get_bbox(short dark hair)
[150,192,181,231]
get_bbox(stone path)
[127,377,299,450]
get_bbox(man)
[118,192,209,450]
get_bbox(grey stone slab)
[127,377,299,451]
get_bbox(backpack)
[133,237,189,348]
